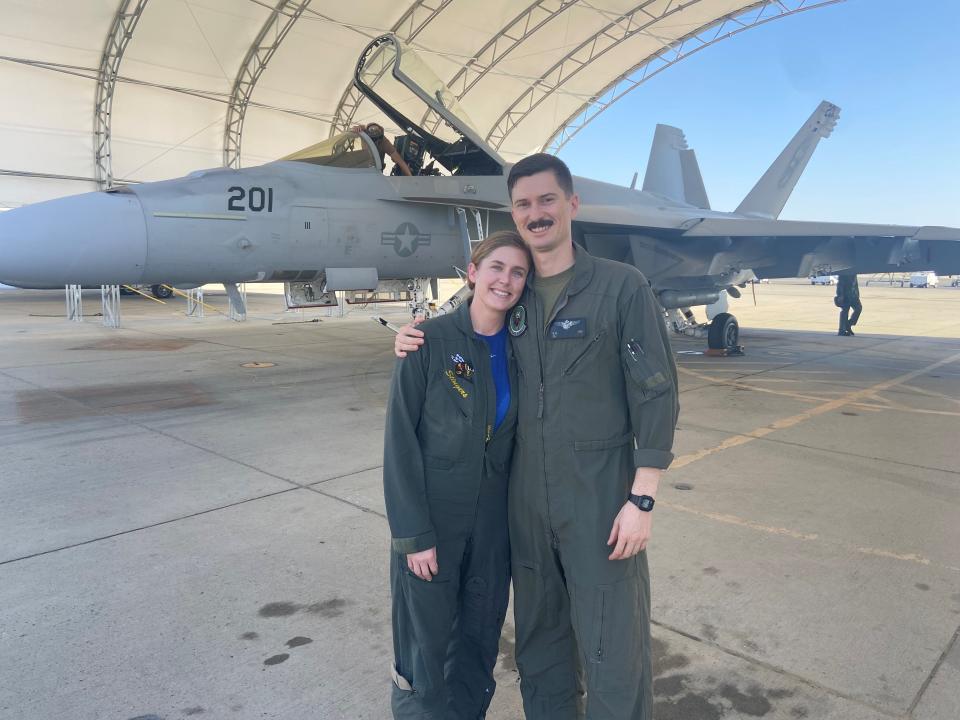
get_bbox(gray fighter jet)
[2,34,958,347]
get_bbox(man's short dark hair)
[507,153,575,199]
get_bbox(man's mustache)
[527,218,554,231]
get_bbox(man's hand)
[607,502,652,560]
[407,546,438,581]
[394,318,425,358]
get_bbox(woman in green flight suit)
[383,231,531,719]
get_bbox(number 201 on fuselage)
[228,186,274,212]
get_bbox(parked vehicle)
[909,271,938,288]
[810,274,838,285]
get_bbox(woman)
[383,231,531,719]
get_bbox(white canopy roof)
[0,0,840,208]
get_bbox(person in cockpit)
[353,123,413,177]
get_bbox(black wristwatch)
[628,494,655,512]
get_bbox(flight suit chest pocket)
[439,368,473,419]
[562,326,607,376]
[622,337,671,401]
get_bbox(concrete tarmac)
[0,280,957,720]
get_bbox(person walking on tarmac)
[395,154,679,720]
[383,231,531,719]
[836,274,862,336]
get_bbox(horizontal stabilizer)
[643,125,710,209]
[736,101,840,219]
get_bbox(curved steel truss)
[543,0,845,154]
[93,0,150,189]
[485,0,698,150]
[328,0,453,136]
[421,0,582,134]
[223,0,313,169]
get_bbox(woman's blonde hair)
[468,230,532,290]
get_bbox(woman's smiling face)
[468,245,530,314]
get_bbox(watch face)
[639,496,654,511]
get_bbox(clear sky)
[558,0,960,228]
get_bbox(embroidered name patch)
[445,370,469,398]
[548,317,586,339]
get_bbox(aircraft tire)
[152,284,174,299]
[708,312,739,350]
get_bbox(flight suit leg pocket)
[391,552,453,719]
[584,573,643,694]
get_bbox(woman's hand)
[407,547,439,581]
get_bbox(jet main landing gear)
[667,307,743,354]
[707,312,739,350]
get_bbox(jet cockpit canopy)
[354,34,504,177]
[282,131,381,171]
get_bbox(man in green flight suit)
[835,274,862,336]
[396,153,679,719]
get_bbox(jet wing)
[576,202,960,244]
[574,202,698,231]
[679,217,957,240]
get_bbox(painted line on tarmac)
[899,383,960,406]
[660,500,960,573]
[658,501,818,541]
[669,349,960,573]
[678,365,885,408]
[673,349,960,470]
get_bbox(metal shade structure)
[0,0,842,209]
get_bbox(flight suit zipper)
[532,288,555,534]
[594,589,606,662]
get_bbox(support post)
[65,284,83,322]
[186,287,204,317]
[224,282,247,322]
[101,284,121,327]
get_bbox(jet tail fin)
[642,124,710,209]
[736,101,840,219]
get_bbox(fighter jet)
[2,34,958,348]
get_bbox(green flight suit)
[383,301,517,720]
[507,246,679,720]
[836,275,862,334]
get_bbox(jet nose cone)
[0,190,147,288]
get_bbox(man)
[835,274,862,336]
[395,154,679,719]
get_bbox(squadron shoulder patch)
[508,305,527,337]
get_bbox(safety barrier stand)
[65,284,83,322]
